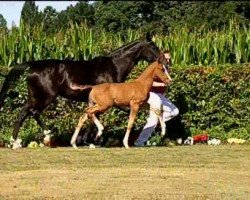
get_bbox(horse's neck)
[112,43,142,82]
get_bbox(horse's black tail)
[0,64,29,108]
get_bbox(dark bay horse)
[69,58,172,149]
[0,34,169,149]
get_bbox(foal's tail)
[70,82,94,91]
[0,64,29,108]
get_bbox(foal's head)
[153,62,172,85]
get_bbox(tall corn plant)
[0,18,249,68]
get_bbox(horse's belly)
[59,88,90,102]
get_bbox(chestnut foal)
[70,60,172,149]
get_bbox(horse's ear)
[146,32,152,42]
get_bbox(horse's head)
[153,62,172,85]
[140,32,170,71]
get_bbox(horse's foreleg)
[123,104,139,149]
[71,113,88,149]
[33,114,52,145]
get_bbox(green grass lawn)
[0,145,249,200]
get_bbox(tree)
[42,6,58,34]
[21,1,42,27]
[0,14,7,29]
[94,1,151,33]
[55,2,95,30]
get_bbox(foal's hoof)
[89,144,96,149]
[161,131,166,137]
[71,144,79,149]
[123,141,130,149]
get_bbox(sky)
[0,1,79,29]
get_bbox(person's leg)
[135,92,162,146]
[159,94,179,122]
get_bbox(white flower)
[28,141,38,148]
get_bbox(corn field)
[0,19,249,68]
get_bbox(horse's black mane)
[109,38,144,56]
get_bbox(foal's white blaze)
[163,65,172,82]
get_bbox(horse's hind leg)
[11,103,31,149]
[71,113,88,149]
[123,104,139,149]
[11,97,53,149]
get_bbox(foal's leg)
[123,104,139,149]
[86,104,108,139]
[91,114,104,139]
[158,113,166,137]
[71,113,88,149]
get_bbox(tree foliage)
[20,1,42,28]
[0,14,7,29]
[19,1,250,35]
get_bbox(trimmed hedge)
[0,63,249,146]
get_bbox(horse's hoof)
[176,138,183,145]
[12,144,22,150]
[11,138,22,150]
[43,135,51,146]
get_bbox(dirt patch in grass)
[0,145,249,199]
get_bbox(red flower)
[193,134,209,143]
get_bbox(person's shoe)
[134,141,144,147]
